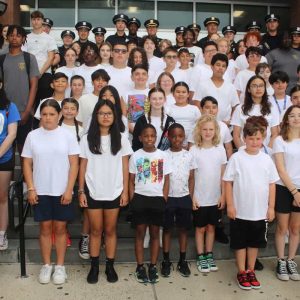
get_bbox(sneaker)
[0,232,8,250]
[177,260,191,277]
[206,252,218,271]
[276,259,289,281]
[161,260,172,277]
[247,270,261,289]
[52,265,67,285]
[196,254,210,273]
[215,227,229,244]
[105,264,118,283]
[135,265,148,283]
[237,271,251,290]
[286,259,300,281]
[67,232,71,247]
[79,235,90,260]
[87,265,99,284]
[39,264,53,284]
[254,258,264,271]
[148,265,159,284]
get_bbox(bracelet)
[78,190,85,195]
[27,187,35,192]
[290,188,297,193]
[292,191,298,196]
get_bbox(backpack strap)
[0,53,6,81]
[23,51,31,78]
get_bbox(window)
[20,0,35,27]
[158,1,193,29]
[233,5,268,33]
[270,6,290,31]
[38,0,75,27]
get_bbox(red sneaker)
[237,271,251,290]
[247,270,261,289]
[67,232,72,247]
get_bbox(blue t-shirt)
[0,102,20,163]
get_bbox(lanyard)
[273,95,287,114]
[262,145,269,155]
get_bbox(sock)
[137,264,143,269]
[149,263,156,268]
[179,252,186,262]
[106,258,114,265]
[163,252,170,261]
[0,231,5,236]
[91,256,99,267]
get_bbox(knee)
[276,224,288,235]
[104,225,117,237]
[54,225,67,236]
[40,225,52,236]
[288,224,300,236]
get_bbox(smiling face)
[61,102,78,120]
[78,27,89,41]
[64,48,77,66]
[149,91,165,110]
[139,127,157,151]
[200,121,216,143]
[287,107,300,129]
[82,45,98,64]
[173,85,189,106]
[99,44,111,62]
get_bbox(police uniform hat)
[61,30,75,40]
[246,21,262,31]
[112,14,129,24]
[187,23,201,31]
[175,26,186,34]
[75,21,92,31]
[290,27,300,35]
[144,19,159,28]
[265,14,280,23]
[43,18,53,28]
[128,17,141,28]
[222,25,237,35]
[203,17,220,27]
[92,27,107,35]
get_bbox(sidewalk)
[0,257,299,300]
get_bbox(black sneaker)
[135,265,148,283]
[215,227,229,244]
[87,265,99,284]
[276,259,289,281]
[105,264,118,283]
[177,260,191,277]
[161,260,172,277]
[148,265,159,283]
[79,235,90,260]
[254,258,264,271]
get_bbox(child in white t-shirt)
[129,124,172,284]
[70,75,85,101]
[189,115,227,274]
[223,121,279,290]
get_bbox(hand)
[227,205,236,220]
[27,190,38,205]
[266,207,275,222]
[192,197,199,211]
[61,190,72,205]
[20,111,31,125]
[120,191,129,207]
[217,197,225,210]
[292,192,300,207]
[163,195,168,203]
[79,193,88,208]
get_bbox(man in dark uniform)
[174,26,185,49]
[127,17,143,47]
[222,25,237,57]
[42,18,53,34]
[75,21,93,47]
[198,17,220,49]
[58,30,75,67]
[246,21,262,33]
[261,14,282,54]
[187,23,201,45]
[144,19,162,57]
[92,27,106,48]
[106,14,130,46]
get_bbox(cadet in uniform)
[106,14,130,46]
[198,17,220,49]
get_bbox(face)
[133,51,143,65]
[238,41,246,55]
[149,91,165,110]
[72,43,81,55]
[93,77,108,93]
[176,33,184,44]
[291,91,300,106]
[63,35,74,47]
[173,85,189,105]
[40,106,60,130]
[143,39,155,54]
[160,41,170,53]
[116,20,126,32]
[164,51,178,68]
[97,105,114,127]
[212,60,227,77]
[95,34,104,45]
[102,90,115,104]
[128,23,138,35]
[168,127,185,150]
[64,49,77,65]
[112,45,128,64]
[224,32,234,41]
[183,31,194,45]
[139,127,157,150]
[266,20,279,32]
[83,46,97,64]
[200,121,215,142]
[71,79,84,96]
[42,25,51,34]
[217,40,229,54]
[146,26,157,36]
[287,107,300,128]
[7,29,25,48]
[131,68,148,86]
[2,26,8,39]
[78,28,89,41]
[244,131,264,153]
[159,75,174,93]
[201,101,218,116]
[31,17,43,30]
[272,80,288,94]
[178,52,191,67]
[248,78,265,99]
[247,52,261,66]
[62,102,78,120]
[204,45,217,63]
[258,68,271,82]
[207,23,218,35]
[100,44,111,61]
[246,36,259,47]
[51,77,68,93]
[292,34,300,45]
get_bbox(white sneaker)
[39,264,53,284]
[0,232,8,250]
[52,265,67,285]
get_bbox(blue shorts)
[33,195,75,222]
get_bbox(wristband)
[290,188,297,193]
[292,191,298,196]
[78,190,85,195]
[27,187,35,192]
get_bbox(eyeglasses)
[250,84,265,89]
[113,49,127,54]
[165,55,177,59]
[97,112,113,117]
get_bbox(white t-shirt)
[166,149,197,197]
[273,136,300,189]
[60,123,84,141]
[55,66,79,97]
[168,104,201,146]
[170,68,190,85]
[148,56,165,74]
[194,79,240,122]
[164,94,176,114]
[129,148,172,197]
[77,93,99,130]
[224,59,236,83]
[235,54,268,71]
[234,69,255,103]
[190,145,227,206]
[231,103,279,146]
[76,64,103,94]
[267,86,274,97]
[34,97,62,120]
[189,64,212,92]
[269,95,292,121]
[80,133,133,200]
[21,126,80,196]
[25,32,57,74]
[223,149,279,220]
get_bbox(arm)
[225,181,236,219]
[39,51,55,75]
[52,53,60,67]
[192,100,201,110]
[23,157,38,205]
[224,142,233,159]
[218,164,226,210]
[163,174,170,202]
[268,126,279,148]
[266,183,276,221]
[120,155,129,207]
[61,154,79,205]
[120,96,127,116]
[188,169,195,199]
[233,125,243,149]
[129,173,135,201]
[78,157,88,207]
[0,123,18,158]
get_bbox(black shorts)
[275,184,300,213]
[130,193,166,226]
[193,205,221,228]
[230,218,268,250]
[33,195,74,222]
[0,157,14,171]
[164,195,192,229]
[85,186,120,209]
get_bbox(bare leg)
[235,249,246,273]
[195,227,205,254]
[247,248,258,270]
[288,212,300,259]
[205,224,215,253]
[0,171,11,231]
[149,225,160,264]
[53,220,67,265]
[135,224,147,264]
[162,229,171,253]
[87,209,103,257]
[275,213,290,258]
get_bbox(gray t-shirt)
[1,52,40,112]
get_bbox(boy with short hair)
[223,121,279,290]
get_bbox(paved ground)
[0,257,299,300]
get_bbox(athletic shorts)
[85,186,120,209]
[230,218,268,250]
[193,205,221,228]
[275,184,300,213]
[0,157,14,171]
